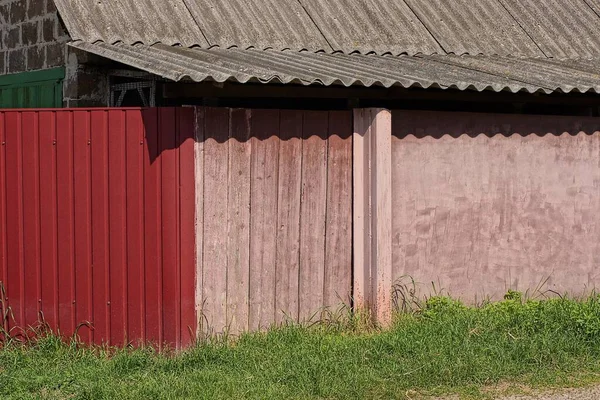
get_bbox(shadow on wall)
[141,107,353,163]
[393,110,600,138]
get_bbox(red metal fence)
[0,108,196,349]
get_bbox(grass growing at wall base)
[4,294,600,399]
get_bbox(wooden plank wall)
[196,108,353,334]
[0,108,196,349]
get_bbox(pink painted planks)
[298,111,328,322]
[226,109,252,333]
[0,108,196,349]
[324,112,353,308]
[201,107,230,334]
[275,110,303,324]
[196,108,353,334]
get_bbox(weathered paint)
[0,108,196,348]
[196,107,353,334]
[392,110,600,302]
[353,109,393,325]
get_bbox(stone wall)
[0,0,69,74]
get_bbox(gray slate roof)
[55,0,600,94]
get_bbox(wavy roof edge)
[79,39,600,60]
[70,41,600,95]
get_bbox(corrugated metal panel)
[498,0,600,58]
[297,0,442,55]
[0,108,196,349]
[53,0,208,47]
[69,42,600,94]
[402,0,544,57]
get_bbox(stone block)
[27,0,45,19]
[22,20,39,45]
[8,48,26,73]
[45,41,64,67]
[9,1,26,24]
[4,25,21,49]
[27,45,44,70]
[0,51,5,74]
[42,16,55,42]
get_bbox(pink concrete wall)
[392,111,600,302]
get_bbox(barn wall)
[0,108,196,348]
[194,108,353,334]
[391,110,600,302]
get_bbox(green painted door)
[0,68,64,108]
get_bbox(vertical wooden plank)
[226,109,252,333]
[56,111,75,337]
[194,108,204,338]
[275,110,303,324]
[299,111,328,322]
[249,109,280,331]
[22,112,42,328]
[108,110,127,346]
[371,109,393,326]
[161,108,179,346]
[202,108,229,334]
[73,111,93,343]
[0,112,6,336]
[353,109,372,312]
[179,108,197,347]
[5,112,24,331]
[91,110,110,344]
[126,110,145,345]
[39,111,58,331]
[144,108,162,346]
[324,111,353,309]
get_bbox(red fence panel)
[0,108,196,349]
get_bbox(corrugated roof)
[55,0,600,58]
[70,41,600,94]
[294,0,442,55]
[53,0,208,47]
[498,0,600,58]
[402,0,544,57]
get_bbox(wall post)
[353,108,393,326]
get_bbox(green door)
[0,68,64,108]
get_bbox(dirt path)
[498,385,600,399]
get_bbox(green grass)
[3,294,600,399]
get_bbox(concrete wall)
[392,110,600,302]
[0,0,69,74]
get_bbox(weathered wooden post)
[353,108,393,326]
